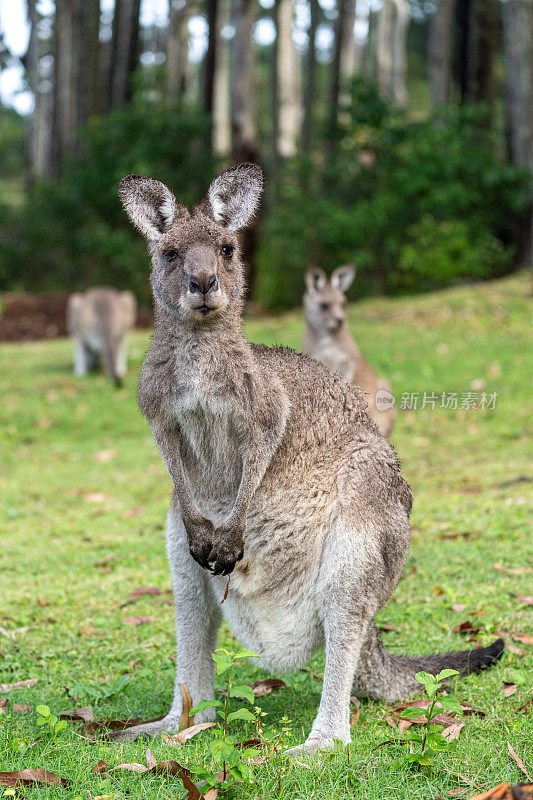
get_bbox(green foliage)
[0,105,24,179]
[394,669,461,768]
[35,704,68,737]
[189,648,260,792]
[0,101,214,302]
[256,81,530,308]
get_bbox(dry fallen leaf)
[507,742,532,781]
[378,623,400,632]
[494,563,533,575]
[465,783,533,800]
[509,594,533,606]
[146,749,157,769]
[249,678,288,696]
[0,769,70,787]
[95,449,116,463]
[37,599,51,607]
[123,616,154,626]
[512,633,533,646]
[0,698,8,713]
[0,678,38,693]
[453,620,485,637]
[93,760,110,776]
[350,696,361,725]
[123,506,145,518]
[442,722,466,742]
[85,492,107,504]
[452,604,468,612]
[164,722,217,745]
[502,684,518,698]
[119,586,163,608]
[113,762,148,773]
[179,683,194,731]
[507,643,526,657]
[59,706,95,723]
[13,704,33,714]
[94,554,115,567]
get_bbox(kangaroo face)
[304,265,355,336]
[154,219,241,321]
[119,164,263,323]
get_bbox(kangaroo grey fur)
[303,266,396,439]
[116,164,503,751]
[67,287,137,387]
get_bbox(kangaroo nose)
[335,318,343,329]
[189,275,218,294]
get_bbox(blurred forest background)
[0,0,532,310]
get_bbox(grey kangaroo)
[67,287,137,387]
[117,164,503,752]
[303,265,396,438]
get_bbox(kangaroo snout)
[189,275,218,295]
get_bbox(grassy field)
[0,273,531,799]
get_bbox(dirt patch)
[0,292,152,342]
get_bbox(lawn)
[0,272,531,799]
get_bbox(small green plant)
[68,674,130,706]
[188,648,261,793]
[397,669,462,767]
[35,705,68,738]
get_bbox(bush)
[255,82,530,308]
[0,101,214,303]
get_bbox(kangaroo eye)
[320,303,330,312]
[164,250,179,262]
[220,245,234,257]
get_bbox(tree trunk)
[301,0,319,154]
[327,0,347,138]
[277,0,301,158]
[51,0,76,177]
[502,0,533,266]
[391,0,409,108]
[106,0,141,110]
[231,0,256,154]
[213,0,231,155]
[339,0,357,102]
[429,0,456,112]
[475,0,499,107]
[376,0,393,100]
[166,0,192,107]
[25,0,40,183]
[203,0,218,116]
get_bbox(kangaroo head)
[304,265,355,335]
[119,163,263,322]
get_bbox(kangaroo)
[66,287,137,387]
[303,266,396,438]
[116,164,503,752]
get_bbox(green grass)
[0,273,531,798]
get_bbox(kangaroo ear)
[119,174,181,241]
[305,267,327,294]
[205,163,263,231]
[331,264,355,293]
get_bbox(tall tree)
[327,0,348,141]
[301,0,319,155]
[213,0,232,155]
[391,0,409,108]
[166,0,192,107]
[106,0,141,110]
[231,0,257,155]
[377,0,409,107]
[203,0,219,115]
[502,0,533,266]
[376,0,393,100]
[429,0,456,113]
[277,0,301,158]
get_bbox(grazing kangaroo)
[67,287,136,387]
[303,266,396,438]
[117,164,503,752]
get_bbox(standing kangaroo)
[303,266,396,438]
[117,165,503,751]
[67,287,137,387]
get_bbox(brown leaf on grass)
[95,449,116,463]
[0,769,70,787]
[465,784,533,800]
[179,683,194,731]
[378,623,400,632]
[507,643,526,657]
[37,599,51,607]
[164,722,217,745]
[516,695,532,715]
[494,563,533,575]
[0,698,8,713]
[502,684,518,698]
[85,492,107,504]
[123,506,145,519]
[350,696,361,725]
[119,587,162,608]
[203,789,218,800]
[249,678,288,696]
[512,633,533,646]
[0,678,38,693]
[94,554,115,567]
[507,742,532,781]
[113,762,148,773]
[452,604,468,612]
[509,594,533,606]
[146,749,157,769]
[123,615,154,626]
[13,704,33,713]
[83,717,142,736]
[453,620,485,638]
[442,722,466,742]
[59,706,95,723]
[93,760,110,776]
[440,531,471,540]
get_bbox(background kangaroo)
[117,164,503,752]
[303,265,396,438]
[67,287,137,387]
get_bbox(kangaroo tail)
[353,622,504,702]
